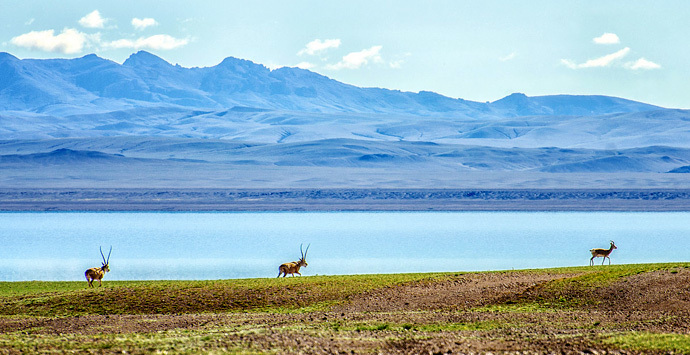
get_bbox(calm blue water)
[0,212,687,281]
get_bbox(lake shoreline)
[2,188,690,211]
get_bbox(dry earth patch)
[1,264,689,354]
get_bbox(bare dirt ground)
[1,268,689,354]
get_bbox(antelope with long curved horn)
[278,244,310,277]
[85,246,112,287]
[589,240,617,266]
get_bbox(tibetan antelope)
[589,240,617,266]
[278,244,310,277]
[85,246,112,287]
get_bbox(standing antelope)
[85,246,112,287]
[278,244,310,277]
[589,240,617,266]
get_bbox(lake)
[0,212,687,281]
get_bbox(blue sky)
[1,1,688,108]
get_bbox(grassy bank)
[0,273,449,317]
[1,263,689,354]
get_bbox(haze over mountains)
[1,51,689,189]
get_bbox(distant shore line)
[2,188,690,212]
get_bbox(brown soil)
[1,269,689,354]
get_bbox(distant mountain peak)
[79,53,101,60]
[216,56,270,74]
[123,51,172,68]
[270,66,314,76]
[0,52,19,62]
[492,92,528,104]
[71,53,115,67]
[490,92,661,116]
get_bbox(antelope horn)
[300,243,304,259]
[304,244,310,258]
[100,246,107,264]
[106,246,112,264]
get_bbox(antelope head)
[100,246,112,272]
[298,243,310,267]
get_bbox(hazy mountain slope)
[2,137,689,189]
[0,51,661,117]
[2,137,689,172]
[2,107,688,149]
[490,93,660,116]
[1,51,687,189]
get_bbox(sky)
[1,1,688,108]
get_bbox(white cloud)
[389,59,404,69]
[105,34,189,50]
[295,62,316,70]
[264,62,281,70]
[25,18,34,26]
[388,52,411,69]
[106,39,135,49]
[564,35,660,72]
[560,59,578,69]
[593,33,620,45]
[625,57,661,70]
[327,45,383,70]
[10,28,89,54]
[499,52,517,62]
[298,39,341,56]
[79,10,106,29]
[132,18,158,30]
[561,47,630,69]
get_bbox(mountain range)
[0,50,661,116]
[1,51,689,189]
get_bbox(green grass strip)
[603,332,690,353]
